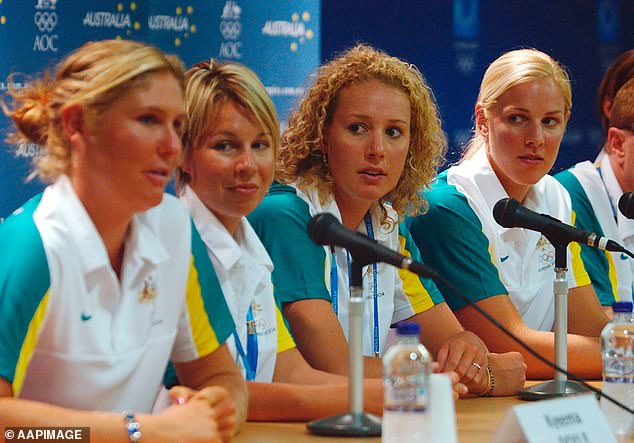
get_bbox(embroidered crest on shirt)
[248,301,275,336]
[536,235,552,252]
[536,235,555,271]
[139,274,157,303]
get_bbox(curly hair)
[277,44,447,226]
[2,39,184,183]
[177,59,279,192]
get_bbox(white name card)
[430,373,457,443]
[491,394,616,443]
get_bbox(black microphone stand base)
[307,412,382,437]
[518,379,592,401]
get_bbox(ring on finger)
[472,362,482,372]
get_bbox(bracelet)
[477,366,495,397]
[122,411,142,442]
[488,366,495,396]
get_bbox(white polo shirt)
[0,176,233,412]
[181,186,295,382]
[599,159,634,285]
[407,149,591,331]
[555,159,632,303]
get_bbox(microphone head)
[619,192,634,219]
[307,212,339,246]
[307,212,382,266]
[493,198,521,228]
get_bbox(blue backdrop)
[1,1,633,220]
[0,0,320,220]
[321,0,634,170]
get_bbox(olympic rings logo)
[34,11,58,32]
[219,20,241,40]
[539,250,555,264]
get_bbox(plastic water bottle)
[601,301,634,441]
[382,322,432,443]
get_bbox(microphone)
[307,212,431,277]
[619,192,634,219]
[308,212,633,414]
[493,197,625,253]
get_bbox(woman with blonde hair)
[249,44,526,396]
[0,39,246,442]
[407,48,609,378]
[172,58,387,420]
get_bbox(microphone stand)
[307,259,382,436]
[518,240,591,400]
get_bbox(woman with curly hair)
[249,44,526,396]
[170,58,385,420]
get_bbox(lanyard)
[330,246,338,314]
[364,214,380,357]
[596,164,618,221]
[232,304,258,381]
[329,213,380,357]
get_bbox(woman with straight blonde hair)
[407,48,609,379]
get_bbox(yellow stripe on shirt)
[397,234,435,314]
[186,255,220,357]
[13,290,50,396]
[604,250,620,301]
[570,211,591,287]
[486,232,505,282]
[275,305,296,353]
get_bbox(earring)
[322,153,329,169]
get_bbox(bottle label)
[603,356,634,382]
[384,385,428,412]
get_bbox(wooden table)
[234,381,633,442]
[234,394,520,443]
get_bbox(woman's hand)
[485,352,527,396]
[144,385,236,443]
[435,330,489,395]
[431,363,468,399]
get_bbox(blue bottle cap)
[612,301,633,313]
[396,322,420,336]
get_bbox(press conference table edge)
[232,381,629,443]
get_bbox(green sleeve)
[398,221,445,307]
[248,183,330,305]
[405,174,507,311]
[165,222,237,388]
[0,194,50,384]
[190,220,235,345]
[555,169,615,305]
